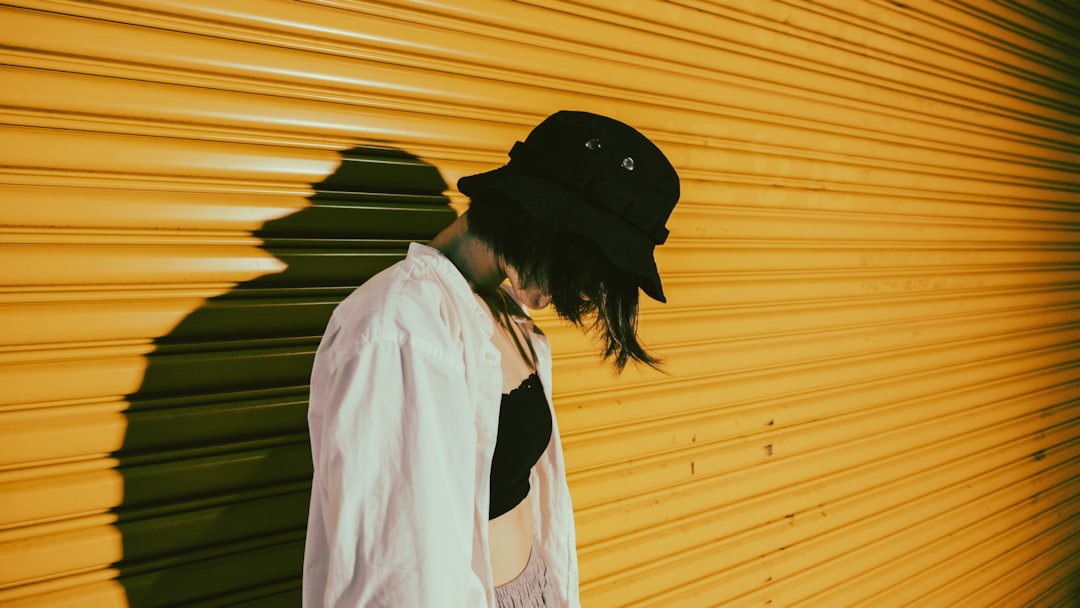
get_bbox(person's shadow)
[113,147,456,606]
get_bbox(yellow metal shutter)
[1,1,1078,607]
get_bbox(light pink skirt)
[494,547,558,607]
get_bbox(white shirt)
[303,242,580,607]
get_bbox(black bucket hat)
[458,111,680,303]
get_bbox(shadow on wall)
[115,148,456,607]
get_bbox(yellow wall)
[1,1,1079,606]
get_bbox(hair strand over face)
[465,194,660,372]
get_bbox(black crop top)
[488,373,553,519]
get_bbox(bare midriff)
[489,490,535,585]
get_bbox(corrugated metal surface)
[1,0,1078,606]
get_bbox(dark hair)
[465,193,659,372]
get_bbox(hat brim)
[459,166,666,303]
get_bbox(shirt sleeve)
[308,332,486,607]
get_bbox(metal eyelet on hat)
[585,138,601,150]
[621,156,635,171]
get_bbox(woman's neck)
[429,213,506,294]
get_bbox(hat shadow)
[112,147,455,606]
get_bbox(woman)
[303,111,680,607]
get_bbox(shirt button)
[484,352,497,364]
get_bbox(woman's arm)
[307,333,487,607]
